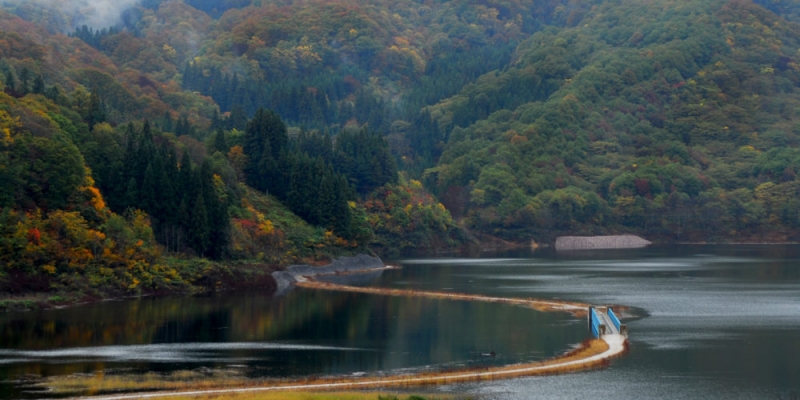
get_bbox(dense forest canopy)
[3,0,800,299]
[424,0,800,241]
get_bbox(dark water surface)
[1,245,799,399]
[0,273,581,398]
[400,245,799,399]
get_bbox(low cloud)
[2,0,140,30]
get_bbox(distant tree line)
[181,40,517,179]
[98,122,230,258]
[184,0,252,17]
[182,64,388,132]
[79,106,398,255]
[69,26,121,51]
[2,66,46,98]
[239,108,397,238]
[140,0,252,17]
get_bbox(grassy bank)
[162,392,456,400]
[0,258,278,312]
[37,338,610,398]
[108,393,457,400]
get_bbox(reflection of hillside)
[1,297,207,350]
[0,290,368,378]
[229,290,373,343]
[330,292,587,372]
[0,290,362,350]
[0,283,584,381]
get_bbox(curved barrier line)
[295,281,591,316]
[72,337,625,400]
[62,281,629,400]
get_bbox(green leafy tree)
[86,88,106,130]
[18,134,85,211]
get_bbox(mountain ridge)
[3,0,800,303]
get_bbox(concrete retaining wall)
[273,254,384,294]
[285,254,384,276]
[555,235,651,251]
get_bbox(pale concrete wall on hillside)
[555,235,651,251]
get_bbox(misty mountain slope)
[0,8,216,124]
[177,0,598,121]
[0,0,140,33]
[424,0,800,241]
[1,0,594,129]
[753,0,800,23]
[2,0,800,247]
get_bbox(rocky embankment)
[555,235,652,251]
[272,254,385,293]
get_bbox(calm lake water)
[1,245,799,399]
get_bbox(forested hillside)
[3,0,800,303]
[425,0,800,242]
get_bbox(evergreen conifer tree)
[4,71,16,94]
[18,67,30,94]
[178,150,193,195]
[124,177,139,207]
[32,75,45,94]
[87,88,106,130]
[213,127,228,154]
[161,111,173,133]
[190,194,210,256]
[140,163,159,215]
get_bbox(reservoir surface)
[1,245,799,399]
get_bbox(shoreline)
[47,273,629,399]
[6,241,800,312]
[0,254,385,312]
[23,254,631,399]
[61,338,622,400]
[673,241,800,245]
[272,254,386,294]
